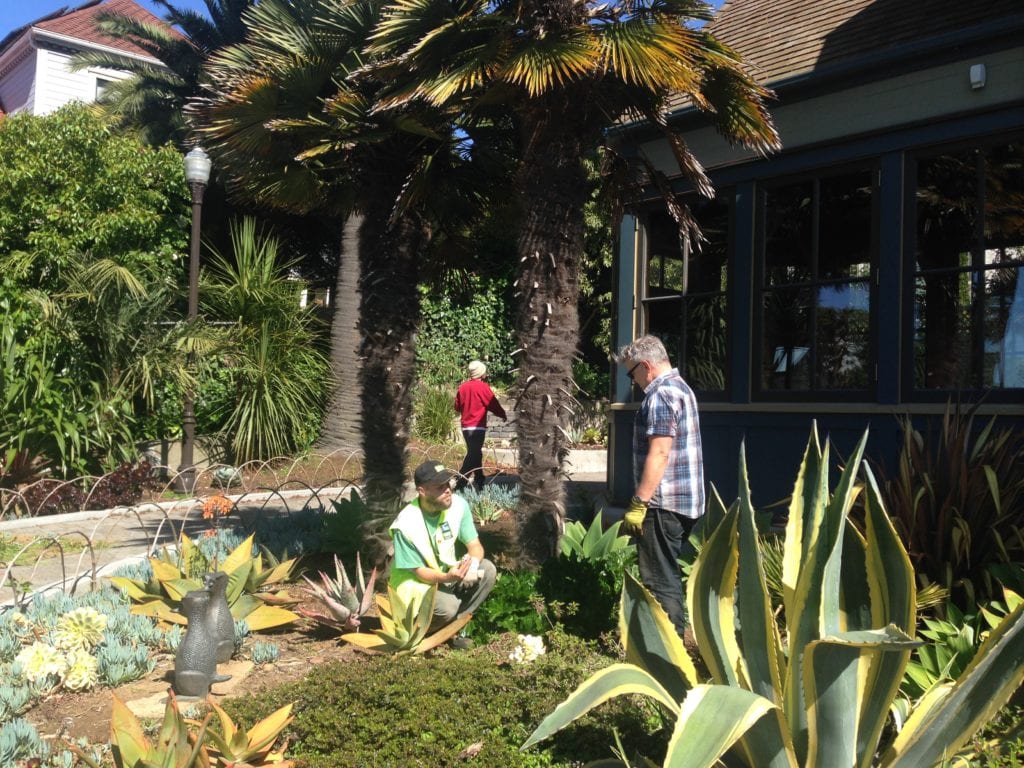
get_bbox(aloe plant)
[69,691,212,768]
[340,585,470,655]
[523,425,1024,767]
[296,553,378,631]
[109,533,299,631]
[200,700,295,767]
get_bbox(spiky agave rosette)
[297,553,377,631]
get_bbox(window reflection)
[760,170,874,393]
[913,141,1024,391]
[641,196,730,394]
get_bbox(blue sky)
[1,0,212,39]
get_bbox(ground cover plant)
[221,628,669,768]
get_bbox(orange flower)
[202,494,233,520]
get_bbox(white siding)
[0,49,37,114]
[35,47,100,114]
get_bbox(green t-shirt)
[392,496,479,571]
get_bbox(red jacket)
[454,379,506,428]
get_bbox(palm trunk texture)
[317,215,363,454]
[512,115,590,566]
[357,207,429,511]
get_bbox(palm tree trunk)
[357,207,429,510]
[317,214,363,453]
[513,116,590,566]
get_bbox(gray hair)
[615,335,670,366]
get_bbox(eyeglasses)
[627,361,645,380]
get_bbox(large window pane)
[762,286,811,390]
[816,282,870,389]
[912,140,1024,391]
[759,169,874,394]
[641,196,730,395]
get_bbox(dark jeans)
[637,508,696,638]
[457,428,487,491]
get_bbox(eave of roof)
[0,0,171,61]
[625,0,1024,138]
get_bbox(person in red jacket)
[454,360,507,491]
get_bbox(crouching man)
[388,459,497,647]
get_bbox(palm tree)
[197,0,510,507]
[368,0,780,563]
[70,0,251,147]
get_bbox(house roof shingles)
[3,0,165,60]
[708,0,1024,88]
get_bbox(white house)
[0,0,165,117]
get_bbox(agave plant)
[69,691,212,768]
[109,533,299,631]
[523,425,1024,767]
[199,700,295,768]
[340,585,470,655]
[296,553,378,631]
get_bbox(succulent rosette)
[53,607,108,651]
[15,641,68,683]
[62,648,100,691]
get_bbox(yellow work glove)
[622,497,648,536]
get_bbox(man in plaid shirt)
[616,335,705,638]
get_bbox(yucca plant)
[296,553,378,631]
[109,533,300,630]
[340,585,470,655]
[524,425,1024,766]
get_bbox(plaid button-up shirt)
[632,368,705,519]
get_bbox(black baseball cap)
[414,460,454,487]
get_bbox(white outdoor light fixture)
[184,146,212,185]
[969,63,986,90]
[176,146,212,494]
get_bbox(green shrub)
[220,630,668,768]
[533,516,636,640]
[465,569,547,642]
[536,550,631,640]
[416,277,514,387]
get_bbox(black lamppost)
[176,146,212,494]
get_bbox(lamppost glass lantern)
[176,146,211,493]
[184,147,212,186]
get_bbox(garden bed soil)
[28,611,366,746]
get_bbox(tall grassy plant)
[879,403,1024,607]
[202,218,330,462]
[524,425,1024,767]
[411,384,458,443]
